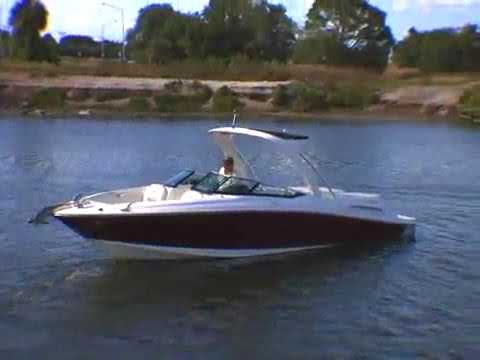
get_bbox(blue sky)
[1,0,480,41]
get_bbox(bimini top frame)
[208,125,335,198]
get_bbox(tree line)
[2,0,480,73]
[393,25,480,73]
[125,0,394,69]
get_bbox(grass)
[459,85,480,120]
[153,81,213,112]
[4,57,480,117]
[0,57,384,83]
[460,85,480,108]
[30,88,66,109]
[271,85,290,107]
[154,95,189,112]
[154,93,210,112]
[289,83,328,112]
[128,96,151,112]
[95,90,130,102]
[212,86,243,113]
[269,82,378,112]
[327,82,379,109]
[4,57,480,89]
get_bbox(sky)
[1,0,480,41]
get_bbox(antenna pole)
[232,111,238,127]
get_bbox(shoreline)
[0,107,464,123]
[0,72,472,124]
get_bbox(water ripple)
[0,118,479,358]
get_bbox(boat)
[31,118,416,260]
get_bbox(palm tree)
[9,0,49,61]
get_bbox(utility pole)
[102,2,126,62]
[101,24,105,58]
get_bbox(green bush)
[293,38,331,65]
[212,86,243,113]
[191,81,213,102]
[95,90,130,102]
[327,84,379,109]
[164,80,184,93]
[154,81,213,112]
[155,95,180,112]
[31,88,66,108]
[155,93,208,113]
[247,93,270,102]
[272,85,290,107]
[128,96,151,112]
[290,83,327,112]
[460,85,480,108]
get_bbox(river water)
[0,116,479,359]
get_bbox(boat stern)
[397,214,417,240]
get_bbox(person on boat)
[219,157,235,176]
[218,157,252,194]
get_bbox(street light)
[101,19,118,59]
[101,2,126,62]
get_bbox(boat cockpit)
[165,170,304,198]
[79,170,305,208]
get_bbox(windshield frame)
[192,172,304,199]
[163,170,195,187]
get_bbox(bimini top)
[209,127,308,143]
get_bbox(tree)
[293,32,347,65]
[0,30,11,58]
[8,0,53,62]
[42,33,60,64]
[456,24,480,71]
[127,0,297,64]
[103,40,122,59]
[203,0,296,61]
[417,30,461,72]
[245,2,296,61]
[393,25,480,72]
[295,0,394,69]
[59,35,100,58]
[127,4,202,64]
[203,0,255,58]
[392,27,421,68]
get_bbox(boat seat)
[143,184,168,202]
[166,186,191,201]
[180,190,204,201]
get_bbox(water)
[1,116,479,359]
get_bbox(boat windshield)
[193,172,303,198]
[164,170,204,187]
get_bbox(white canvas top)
[208,127,308,143]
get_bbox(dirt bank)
[0,72,290,95]
[0,72,472,121]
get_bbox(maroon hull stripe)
[57,212,408,249]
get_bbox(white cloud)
[42,0,137,40]
[393,0,480,11]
